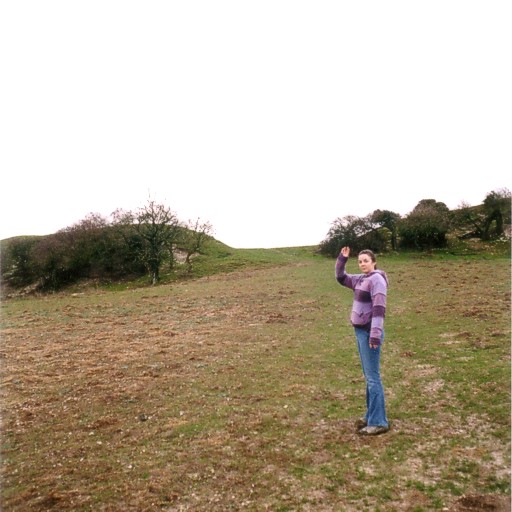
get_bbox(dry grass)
[1,254,510,511]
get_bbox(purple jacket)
[335,255,388,346]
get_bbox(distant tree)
[57,213,110,279]
[56,213,145,280]
[370,209,401,250]
[319,215,373,257]
[181,218,214,273]
[31,233,70,290]
[358,225,392,253]
[399,199,451,250]
[113,200,182,285]
[0,237,39,287]
[452,201,486,238]
[452,188,511,241]
[1,202,214,292]
[482,188,511,240]
[28,218,112,290]
[0,213,147,292]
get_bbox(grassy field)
[1,249,510,511]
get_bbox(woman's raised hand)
[340,246,350,258]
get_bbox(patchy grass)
[1,251,510,511]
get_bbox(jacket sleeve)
[335,255,356,289]
[369,274,387,346]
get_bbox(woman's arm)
[369,274,387,349]
[335,247,356,289]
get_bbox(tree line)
[319,188,511,257]
[2,189,510,293]
[1,200,213,292]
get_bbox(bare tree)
[113,200,181,285]
[182,218,214,273]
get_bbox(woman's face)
[358,254,376,274]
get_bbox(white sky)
[1,1,510,248]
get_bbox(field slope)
[1,251,510,511]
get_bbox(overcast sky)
[1,1,510,248]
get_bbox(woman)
[335,246,389,435]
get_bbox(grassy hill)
[1,197,510,297]
[1,248,510,511]
[104,233,511,292]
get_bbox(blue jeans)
[354,327,388,428]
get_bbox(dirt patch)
[450,494,511,511]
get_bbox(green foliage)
[0,236,40,286]
[2,189,510,294]
[398,199,451,250]
[451,188,511,242]
[319,215,373,257]
[321,189,510,255]
[320,215,364,255]
[451,202,486,239]
[0,217,148,292]
[371,209,400,250]
[319,214,394,257]
[112,201,182,285]
[482,188,511,240]
[0,201,216,292]
[358,226,392,253]
[31,232,72,290]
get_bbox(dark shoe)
[355,418,367,430]
[358,425,389,436]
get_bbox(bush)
[0,237,40,287]
[0,218,148,292]
[319,215,370,257]
[319,215,391,257]
[398,200,450,250]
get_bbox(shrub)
[398,200,450,250]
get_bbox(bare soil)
[450,494,510,511]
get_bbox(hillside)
[1,196,510,298]
[1,250,510,511]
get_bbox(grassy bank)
[1,250,510,511]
